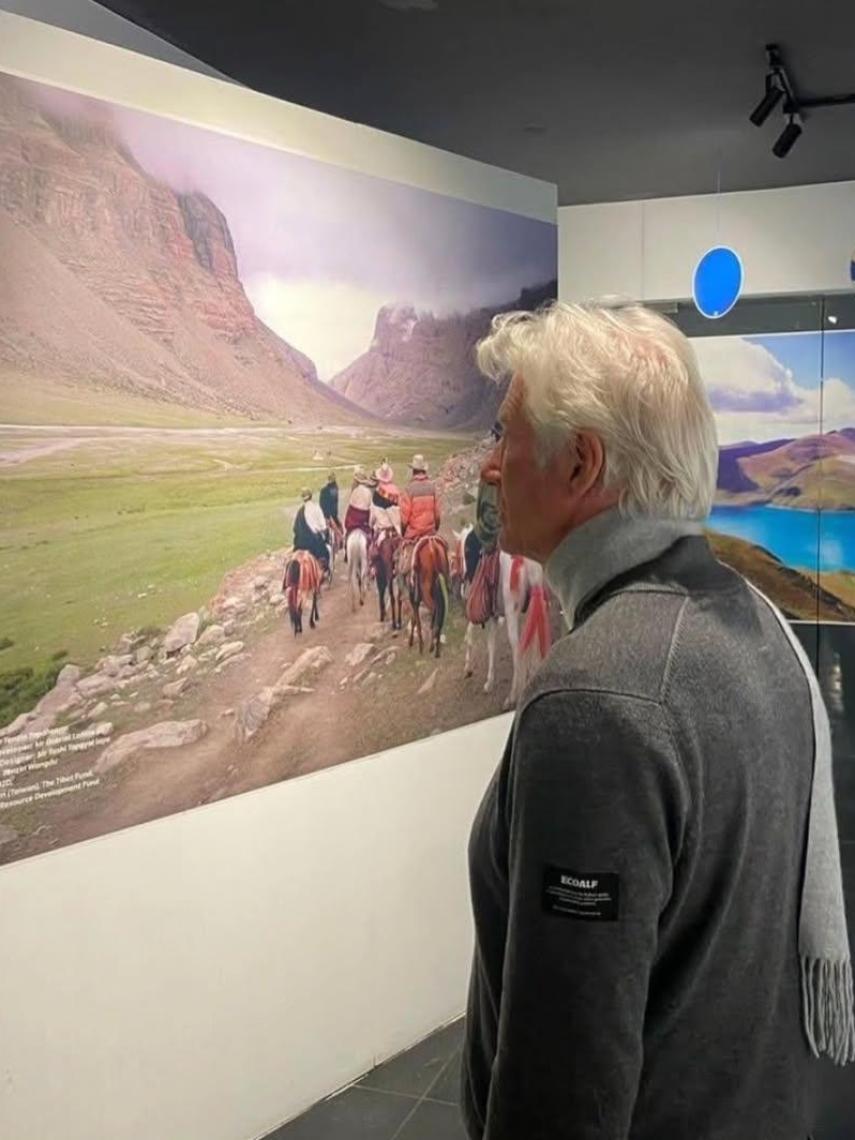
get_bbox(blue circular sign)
[692,246,743,319]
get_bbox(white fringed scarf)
[748,583,855,1064]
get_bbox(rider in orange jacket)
[400,455,441,539]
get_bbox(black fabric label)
[542,866,620,922]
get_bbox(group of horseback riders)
[291,453,443,582]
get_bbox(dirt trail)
[0,437,86,465]
[2,553,520,862]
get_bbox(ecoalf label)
[542,865,620,922]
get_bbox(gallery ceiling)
[95,0,855,206]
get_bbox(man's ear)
[568,432,607,497]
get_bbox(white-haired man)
[463,301,853,1140]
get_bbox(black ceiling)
[95,0,855,206]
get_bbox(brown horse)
[283,550,322,635]
[373,530,402,629]
[400,536,450,657]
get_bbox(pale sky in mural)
[35,85,556,378]
[692,331,855,445]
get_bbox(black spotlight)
[773,116,803,158]
[750,79,784,126]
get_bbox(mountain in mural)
[707,531,855,622]
[330,281,556,430]
[0,74,364,424]
[717,431,855,509]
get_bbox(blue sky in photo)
[747,330,855,391]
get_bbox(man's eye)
[491,422,504,443]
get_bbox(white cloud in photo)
[246,275,393,381]
[821,377,855,433]
[691,336,855,445]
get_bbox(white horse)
[346,528,368,612]
[461,525,551,707]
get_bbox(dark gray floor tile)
[395,1099,468,1140]
[432,1018,465,1056]
[268,1086,414,1140]
[427,1052,462,1106]
[360,1020,464,1098]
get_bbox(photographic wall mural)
[674,295,855,878]
[0,70,557,866]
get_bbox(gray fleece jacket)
[463,517,818,1140]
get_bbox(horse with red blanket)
[398,535,449,657]
[460,524,551,705]
[282,550,322,635]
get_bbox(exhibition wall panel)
[0,12,557,1140]
[0,714,507,1140]
[0,64,555,866]
[559,181,855,303]
[0,0,228,79]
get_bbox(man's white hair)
[477,299,719,520]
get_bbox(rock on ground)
[345,643,374,668]
[0,713,33,739]
[418,669,439,695]
[198,623,226,647]
[177,655,198,676]
[235,687,278,744]
[235,683,315,744]
[216,641,245,663]
[162,612,201,656]
[57,664,81,685]
[162,678,188,699]
[275,646,334,690]
[77,674,116,698]
[34,682,81,722]
[96,719,208,774]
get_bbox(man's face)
[481,374,568,562]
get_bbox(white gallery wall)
[0,12,556,1140]
[0,0,228,78]
[559,180,855,302]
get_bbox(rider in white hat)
[401,454,440,540]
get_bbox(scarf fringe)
[801,956,855,1065]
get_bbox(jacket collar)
[545,507,702,628]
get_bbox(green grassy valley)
[0,425,466,689]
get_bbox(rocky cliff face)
[330,281,556,429]
[0,73,356,423]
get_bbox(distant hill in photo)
[717,431,855,510]
[330,280,557,430]
[707,531,855,622]
[0,74,366,425]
